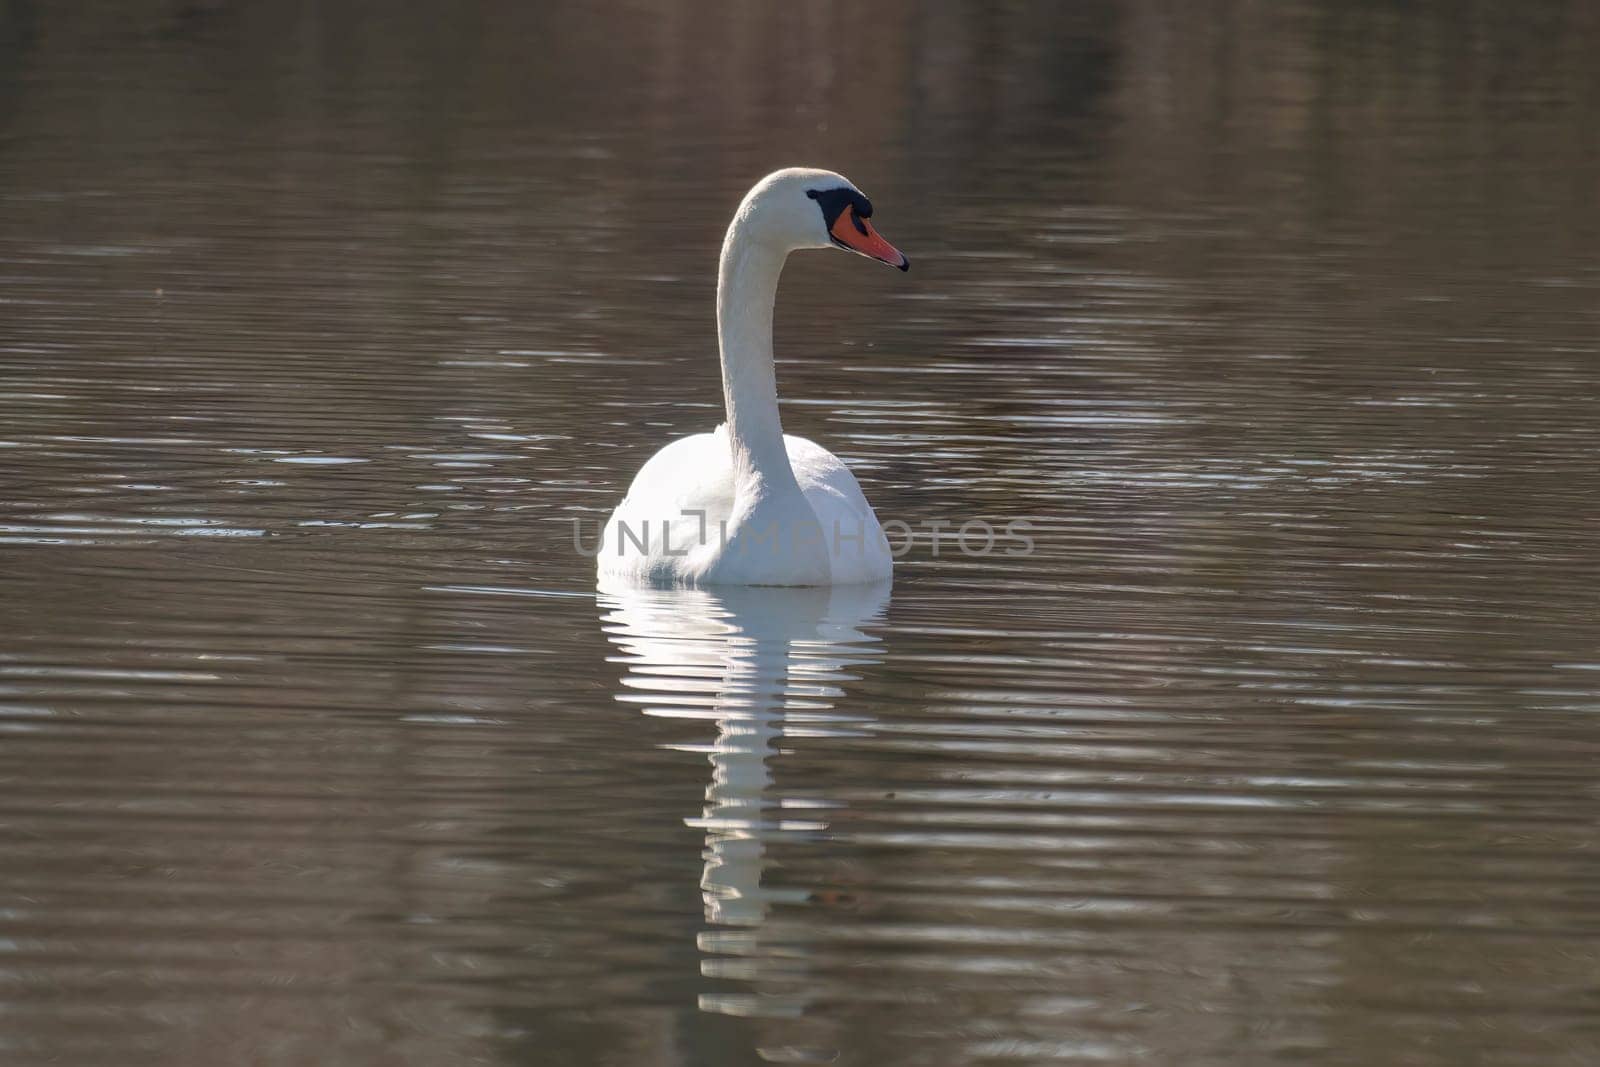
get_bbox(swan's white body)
[598,168,903,587]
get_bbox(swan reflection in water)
[597,578,889,1041]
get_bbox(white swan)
[598,167,908,587]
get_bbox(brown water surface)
[2,2,1599,1064]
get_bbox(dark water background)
[3,1,1599,1064]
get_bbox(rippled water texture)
[4,1,1600,1064]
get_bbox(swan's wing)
[785,434,893,583]
[785,434,872,514]
[618,430,733,513]
[599,429,735,579]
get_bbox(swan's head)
[735,167,909,271]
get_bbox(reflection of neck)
[717,219,797,497]
[700,635,791,926]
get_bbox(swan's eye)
[807,187,860,231]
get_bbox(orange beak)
[830,205,909,271]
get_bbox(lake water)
[3,1,1600,1064]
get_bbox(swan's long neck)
[717,219,798,494]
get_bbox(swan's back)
[598,429,890,586]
